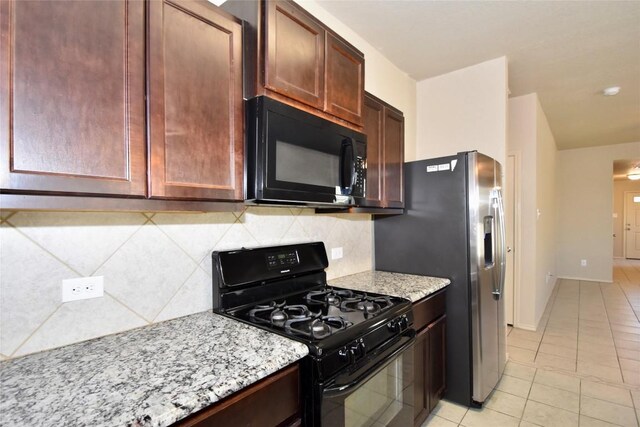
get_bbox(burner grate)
[246,300,353,339]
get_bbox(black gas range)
[212,242,415,427]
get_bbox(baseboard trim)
[556,276,613,284]
[514,322,537,331]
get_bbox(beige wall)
[557,142,640,282]
[507,93,558,330]
[294,0,419,161]
[534,99,558,328]
[613,180,640,257]
[507,94,537,329]
[0,208,372,359]
[415,57,508,166]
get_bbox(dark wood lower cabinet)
[427,315,446,412]
[413,290,447,426]
[173,364,300,427]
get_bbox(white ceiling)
[316,0,640,150]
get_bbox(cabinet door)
[363,95,383,206]
[383,108,404,208]
[148,0,243,201]
[413,327,430,426]
[428,315,446,412]
[265,1,325,110]
[325,33,364,126]
[0,0,146,196]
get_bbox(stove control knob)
[339,347,355,363]
[350,339,366,359]
[387,320,399,333]
[400,315,409,330]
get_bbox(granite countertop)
[329,270,450,303]
[0,312,308,427]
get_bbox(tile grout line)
[4,218,85,278]
[88,214,151,276]
[578,372,582,423]
[9,302,63,358]
[142,216,213,269]
[576,279,582,376]
[599,280,625,385]
[103,290,153,325]
[150,263,201,323]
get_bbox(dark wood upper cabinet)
[325,33,364,126]
[265,1,325,110]
[0,0,146,196]
[362,92,404,208]
[383,107,404,208]
[147,0,244,201]
[363,96,384,202]
[223,0,364,128]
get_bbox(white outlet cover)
[580,259,587,267]
[331,247,343,260]
[62,276,104,302]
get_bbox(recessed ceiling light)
[603,86,621,96]
[628,174,640,180]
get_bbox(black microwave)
[246,96,367,206]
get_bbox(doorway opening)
[612,159,640,265]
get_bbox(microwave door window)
[275,140,339,188]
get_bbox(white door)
[625,192,640,259]
[504,155,516,325]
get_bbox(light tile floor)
[422,259,640,427]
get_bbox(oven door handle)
[323,331,415,397]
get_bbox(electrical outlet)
[331,247,343,260]
[62,276,104,302]
[580,259,587,267]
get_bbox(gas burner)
[356,300,380,313]
[342,295,393,316]
[248,300,286,321]
[285,315,352,339]
[270,304,316,323]
[306,288,363,307]
[251,303,321,327]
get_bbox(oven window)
[323,350,413,427]
[275,140,339,188]
[345,357,404,426]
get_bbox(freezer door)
[494,162,508,383]
[469,152,505,404]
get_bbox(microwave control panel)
[353,157,366,197]
[266,250,300,270]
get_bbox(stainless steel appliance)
[212,242,414,426]
[374,151,506,406]
[246,96,367,206]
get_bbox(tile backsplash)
[0,207,372,359]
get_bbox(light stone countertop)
[0,311,308,427]
[329,270,450,303]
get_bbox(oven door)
[321,331,415,427]
[248,96,366,206]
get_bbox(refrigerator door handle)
[492,188,507,300]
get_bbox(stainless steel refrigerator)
[374,151,507,406]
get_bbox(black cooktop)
[212,242,413,357]
[229,287,406,342]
